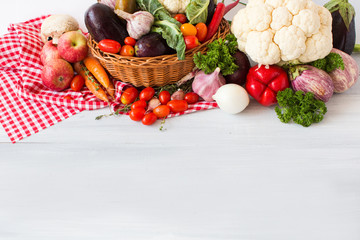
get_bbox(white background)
[0,1,360,240]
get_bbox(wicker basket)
[88,19,230,87]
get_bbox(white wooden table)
[1,1,360,239]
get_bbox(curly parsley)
[275,88,327,127]
[193,34,239,76]
[310,52,344,73]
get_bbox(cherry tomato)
[195,23,208,43]
[98,39,121,54]
[120,45,135,56]
[184,35,200,50]
[131,100,147,110]
[124,37,136,46]
[180,23,197,36]
[184,92,199,104]
[153,105,170,118]
[64,96,73,100]
[159,90,171,105]
[120,87,139,105]
[174,14,187,24]
[139,87,155,101]
[142,112,157,125]
[129,108,145,121]
[70,75,85,92]
[167,100,188,113]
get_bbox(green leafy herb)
[193,34,239,76]
[185,0,209,25]
[95,105,131,120]
[154,78,194,96]
[310,52,345,73]
[275,88,327,127]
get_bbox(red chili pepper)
[204,2,225,42]
[245,65,290,107]
[224,0,239,15]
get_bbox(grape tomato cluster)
[120,86,200,126]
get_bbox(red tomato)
[174,14,187,24]
[159,90,171,105]
[180,23,197,36]
[120,45,135,56]
[98,39,121,54]
[64,96,73,100]
[184,35,200,50]
[70,75,85,92]
[139,87,155,101]
[131,100,147,110]
[167,100,188,113]
[142,112,157,125]
[120,87,139,105]
[124,37,136,46]
[129,108,145,121]
[184,92,199,104]
[195,23,207,43]
[153,105,170,118]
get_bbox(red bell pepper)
[245,65,290,106]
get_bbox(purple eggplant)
[289,65,334,102]
[324,0,356,55]
[329,48,359,93]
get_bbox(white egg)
[212,84,250,114]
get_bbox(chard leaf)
[151,20,186,60]
[185,0,209,25]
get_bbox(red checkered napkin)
[0,15,218,143]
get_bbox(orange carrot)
[74,62,109,102]
[83,56,115,98]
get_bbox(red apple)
[41,59,74,91]
[57,31,88,63]
[40,40,61,65]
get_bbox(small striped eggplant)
[289,66,334,103]
[329,48,359,93]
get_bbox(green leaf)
[324,0,355,30]
[151,20,186,60]
[193,34,239,75]
[185,0,209,25]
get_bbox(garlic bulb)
[114,10,154,39]
[212,84,249,114]
[192,68,226,102]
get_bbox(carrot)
[74,62,109,102]
[83,56,115,98]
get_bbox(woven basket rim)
[88,18,230,66]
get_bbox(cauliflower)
[231,0,333,65]
[157,0,190,14]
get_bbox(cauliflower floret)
[299,25,333,63]
[293,9,321,37]
[271,7,293,30]
[274,25,306,61]
[245,30,281,65]
[246,5,273,31]
[231,0,333,65]
[285,0,309,15]
[231,9,251,51]
[157,0,190,14]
